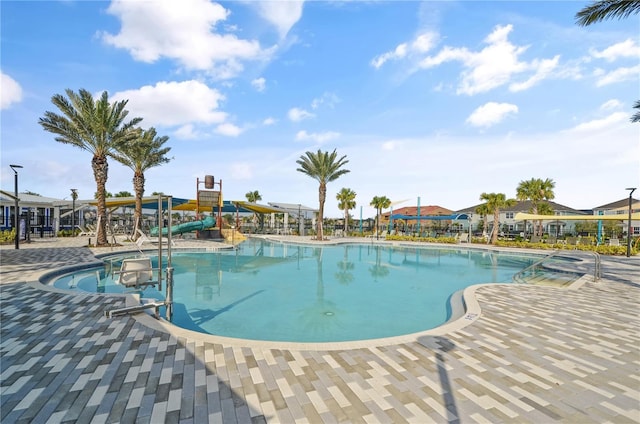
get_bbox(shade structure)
[173,200,261,214]
[389,213,470,221]
[90,196,190,210]
[514,212,640,221]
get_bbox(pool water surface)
[52,240,540,342]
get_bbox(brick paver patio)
[1,236,639,423]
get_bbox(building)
[0,191,78,238]
[592,198,640,236]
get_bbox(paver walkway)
[1,236,639,423]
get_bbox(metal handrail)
[513,249,602,284]
[512,250,560,284]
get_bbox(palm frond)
[575,0,640,26]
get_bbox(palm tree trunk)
[317,183,326,240]
[492,210,500,244]
[133,172,145,240]
[344,209,349,236]
[93,155,109,245]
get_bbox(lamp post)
[71,189,78,236]
[626,187,636,257]
[10,164,23,250]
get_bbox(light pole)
[626,187,636,257]
[71,188,78,236]
[10,164,23,250]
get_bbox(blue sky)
[1,0,639,217]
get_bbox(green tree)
[479,192,517,245]
[370,196,391,238]
[114,191,133,197]
[296,149,350,241]
[39,89,142,245]
[576,1,640,122]
[475,202,491,236]
[516,177,556,236]
[110,127,172,237]
[336,187,357,234]
[245,190,263,229]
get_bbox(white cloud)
[409,25,560,96]
[600,99,623,111]
[371,43,409,69]
[595,64,640,87]
[295,130,340,143]
[590,38,640,62]
[216,122,243,137]
[466,102,518,128]
[371,32,437,69]
[174,124,200,139]
[311,92,340,110]
[568,111,629,132]
[251,77,266,92]
[263,117,277,126]
[382,140,402,150]
[252,1,304,39]
[1,71,22,109]
[113,80,228,128]
[101,0,266,78]
[509,56,559,92]
[288,107,315,122]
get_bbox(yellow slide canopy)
[514,212,640,221]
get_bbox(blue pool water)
[51,239,540,342]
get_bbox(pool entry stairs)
[512,251,600,286]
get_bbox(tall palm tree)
[110,127,172,238]
[480,192,517,245]
[39,88,142,245]
[475,202,492,237]
[370,196,391,238]
[245,190,262,230]
[576,1,640,122]
[575,0,640,26]
[336,187,356,235]
[296,149,350,241]
[516,177,556,236]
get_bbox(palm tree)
[245,190,262,203]
[576,1,640,122]
[39,89,142,245]
[336,187,356,235]
[479,192,517,245]
[296,149,350,241]
[110,127,172,238]
[245,190,262,230]
[516,177,556,236]
[475,202,492,237]
[632,100,640,123]
[370,196,391,238]
[575,0,640,26]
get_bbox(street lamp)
[10,164,23,250]
[626,187,636,257]
[71,189,78,236]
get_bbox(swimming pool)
[50,239,543,342]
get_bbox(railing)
[513,250,601,285]
[512,251,560,284]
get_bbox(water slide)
[150,216,216,236]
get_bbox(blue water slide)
[150,216,216,236]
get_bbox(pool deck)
[1,235,639,423]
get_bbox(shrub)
[0,229,15,243]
